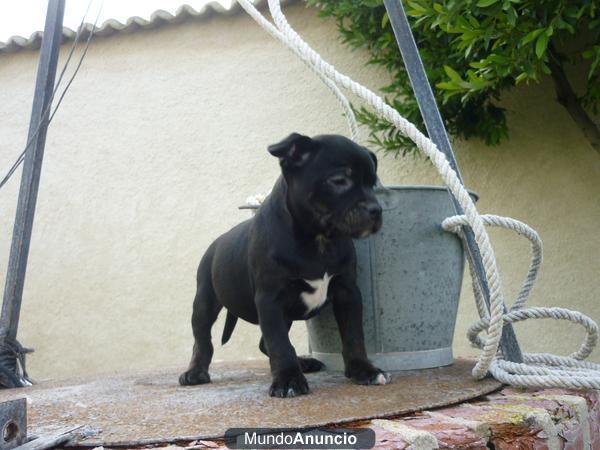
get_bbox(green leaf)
[522,28,544,45]
[515,72,528,84]
[443,65,463,82]
[362,0,383,7]
[406,1,427,13]
[381,12,389,28]
[476,0,500,7]
[541,62,551,75]
[470,61,488,69]
[467,16,480,28]
[436,81,462,90]
[506,6,517,26]
[535,31,550,59]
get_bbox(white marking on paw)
[375,373,388,385]
[301,273,333,313]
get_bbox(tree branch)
[548,49,600,155]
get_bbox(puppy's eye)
[327,175,352,190]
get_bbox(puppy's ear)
[268,133,317,169]
[368,151,378,172]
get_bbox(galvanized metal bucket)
[307,185,478,371]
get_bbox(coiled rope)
[237,0,600,388]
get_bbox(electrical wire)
[0,1,102,191]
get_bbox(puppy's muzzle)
[345,201,383,239]
[367,201,382,233]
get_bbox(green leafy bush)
[306,0,600,155]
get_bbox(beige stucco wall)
[0,3,598,381]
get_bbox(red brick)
[369,425,410,449]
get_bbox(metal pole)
[0,0,65,386]
[382,0,523,363]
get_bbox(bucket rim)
[376,184,479,201]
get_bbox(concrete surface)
[0,3,598,381]
[102,388,600,448]
[0,359,501,446]
[11,370,600,449]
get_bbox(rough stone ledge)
[77,387,600,450]
[368,387,600,449]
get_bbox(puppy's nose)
[367,202,382,220]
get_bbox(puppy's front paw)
[345,359,391,386]
[269,368,309,398]
[179,369,211,386]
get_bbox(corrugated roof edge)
[0,0,296,54]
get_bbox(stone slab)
[0,358,501,446]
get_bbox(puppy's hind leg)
[298,356,325,373]
[259,331,324,374]
[179,271,222,386]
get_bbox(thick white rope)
[237,0,600,389]
[237,0,358,140]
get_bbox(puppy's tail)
[221,312,238,345]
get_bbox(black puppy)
[179,133,390,397]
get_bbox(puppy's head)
[268,133,382,239]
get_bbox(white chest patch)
[301,273,334,313]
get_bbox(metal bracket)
[0,399,26,450]
[382,0,523,362]
[0,0,66,388]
